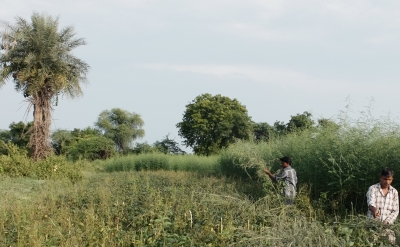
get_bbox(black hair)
[280,156,292,165]
[381,167,394,177]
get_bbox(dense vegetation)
[1,12,399,246]
[0,169,397,246]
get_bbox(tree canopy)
[95,108,145,153]
[51,127,101,155]
[0,121,33,148]
[271,111,315,135]
[177,94,252,156]
[0,13,89,159]
[286,111,315,132]
[153,134,185,154]
[252,122,275,142]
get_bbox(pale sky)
[1,1,400,151]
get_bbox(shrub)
[0,143,82,182]
[67,136,115,161]
[0,140,7,155]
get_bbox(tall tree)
[286,111,315,132]
[252,122,275,142]
[0,13,89,160]
[177,93,252,156]
[95,108,145,153]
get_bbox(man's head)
[380,168,394,188]
[280,156,291,168]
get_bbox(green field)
[0,169,398,246]
[0,171,353,246]
[1,115,400,246]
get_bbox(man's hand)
[373,210,381,218]
[264,169,274,180]
[369,206,380,218]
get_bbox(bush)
[0,143,82,182]
[0,140,7,155]
[67,136,115,161]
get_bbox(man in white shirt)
[366,167,399,244]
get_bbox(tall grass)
[97,153,220,175]
[220,114,400,213]
[1,170,395,246]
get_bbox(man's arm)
[367,186,380,218]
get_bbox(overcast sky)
[1,0,400,151]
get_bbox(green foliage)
[131,142,159,154]
[131,135,184,155]
[51,129,74,155]
[67,136,115,161]
[252,122,276,142]
[0,143,82,182]
[219,139,280,180]
[273,120,288,134]
[220,115,400,213]
[0,121,33,148]
[0,170,396,246]
[51,127,102,155]
[177,93,253,156]
[98,153,220,175]
[0,13,89,96]
[71,127,102,138]
[0,13,89,160]
[286,111,315,132]
[153,134,185,154]
[0,140,6,155]
[131,154,169,171]
[270,111,318,136]
[318,118,340,129]
[95,108,145,153]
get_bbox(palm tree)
[0,13,89,160]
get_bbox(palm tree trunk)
[29,90,53,160]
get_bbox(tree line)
[0,98,336,160]
[0,108,185,160]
